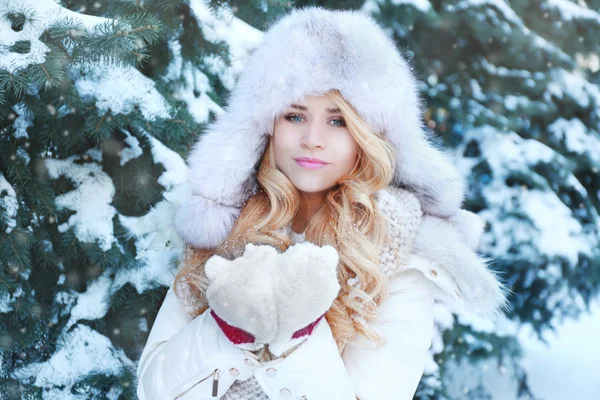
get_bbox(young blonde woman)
[136,6,511,400]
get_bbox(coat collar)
[376,186,512,324]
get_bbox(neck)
[292,190,326,233]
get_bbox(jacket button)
[428,269,438,277]
[279,388,290,397]
[229,368,239,377]
[266,367,277,377]
[300,396,307,400]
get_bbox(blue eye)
[331,118,346,127]
[284,114,346,127]
[285,114,303,123]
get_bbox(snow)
[188,0,263,86]
[449,0,571,65]
[145,133,188,190]
[3,0,600,399]
[390,0,432,12]
[16,147,30,164]
[517,297,600,399]
[454,126,598,267]
[159,0,264,125]
[547,117,600,163]
[503,94,532,112]
[450,0,522,24]
[519,189,591,265]
[0,0,116,73]
[44,154,118,252]
[0,286,15,313]
[0,172,19,234]
[163,40,222,124]
[65,270,112,329]
[478,56,536,79]
[1,0,172,125]
[11,102,33,139]
[531,33,573,65]
[75,63,171,120]
[544,0,600,23]
[12,324,135,400]
[163,40,184,82]
[446,119,600,398]
[444,298,600,399]
[115,197,185,292]
[469,78,486,101]
[120,129,143,166]
[114,131,189,292]
[547,68,600,109]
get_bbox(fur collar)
[376,186,512,323]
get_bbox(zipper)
[211,368,220,397]
[173,368,219,399]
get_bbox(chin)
[290,180,335,194]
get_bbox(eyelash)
[284,113,346,127]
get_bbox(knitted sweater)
[220,225,306,399]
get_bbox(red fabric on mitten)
[292,312,326,339]
[210,309,255,345]
[212,306,326,344]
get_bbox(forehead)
[287,94,340,113]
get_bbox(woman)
[136,6,511,400]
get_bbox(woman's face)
[273,94,359,196]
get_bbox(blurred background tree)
[1,0,598,399]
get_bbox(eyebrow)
[290,104,341,113]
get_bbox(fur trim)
[447,208,486,251]
[411,214,512,323]
[174,189,243,249]
[379,186,511,322]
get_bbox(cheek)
[339,137,359,169]
[273,128,293,165]
[273,134,286,157]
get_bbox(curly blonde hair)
[173,89,398,354]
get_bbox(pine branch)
[0,70,29,98]
[24,46,68,91]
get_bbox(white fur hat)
[175,6,467,249]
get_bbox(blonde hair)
[174,89,398,354]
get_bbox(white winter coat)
[136,187,509,400]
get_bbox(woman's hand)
[205,243,279,352]
[266,241,340,357]
[204,242,341,357]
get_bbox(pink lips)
[295,158,328,169]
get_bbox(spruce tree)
[361,0,600,398]
[2,0,599,399]
[0,0,290,397]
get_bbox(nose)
[300,121,325,150]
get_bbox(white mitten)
[204,242,341,358]
[267,242,340,357]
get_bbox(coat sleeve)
[137,282,358,400]
[136,284,248,400]
[341,253,436,400]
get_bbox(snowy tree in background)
[0,0,291,398]
[1,0,599,399]
[360,0,600,398]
